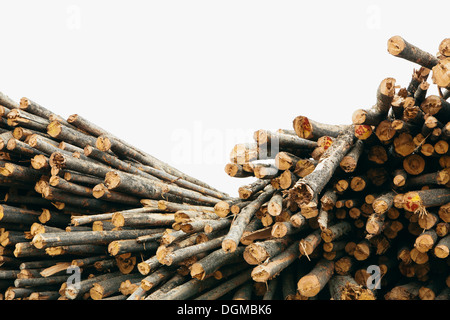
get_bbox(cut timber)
[297,259,334,297]
[251,241,300,283]
[387,36,439,69]
[292,116,348,141]
[329,275,375,300]
[287,128,355,206]
[243,238,291,265]
[191,247,245,280]
[32,229,162,249]
[222,185,275,253]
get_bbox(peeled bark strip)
[287,128,355,206]
[297,259,334,297]
[251,241,300,282]
[387,36,439,69]
[222,186,275,253]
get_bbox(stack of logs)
[1,35,450,301]
[0,93,235,300]
[218,36,450,300]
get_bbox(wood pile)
[0,35,450,300]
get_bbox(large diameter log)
[222,185,276,252]
[287,128,355,206]
[387,36,439,69]
[329,275,375,300]
[32,229,163,249]
[0,205,40,225]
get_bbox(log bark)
[287,128,355,206]
[222,185,275,253]
[297,259,334,297]
[387,36,439,69]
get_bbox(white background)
[0,1,448,197]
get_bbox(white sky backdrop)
[0,1,448,197]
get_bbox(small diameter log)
[32,229,162,249]
[329,275,375,300]
[384,282,422,300]
[292,116,348,141]
[275,152,302,171]
[352,78,396,126]
[195,269,252,300]
[104,170,219,205]
[421,95,450,124]
[321,221,352,243]
[224,163,253,178]
[111,212,175,228]
[297,259,334,298]
[191,246,245,280]
[92,183,142,205]
[288,128,355,206]
[251,241,300,283]
[403,154,426,176]
[238,179,270,199]
[0,204,40,225]
[267,191,283,216]
[432,57,450,89]
[372,191,395,214]
[49,151,111,179]
[243,238,291,265]
[407,67,430,96]
[222,185,275,253]
[339,139,364,173]
[108,239,158,256]
[403,188,450,214]
[140,267,175,292]
[434,235,450,259]
[299,229,322,258]
[7,108,50,132]
[414,229,438,253]
[159,236,225,266]
[387,36,439,69]
[90,273,143,300]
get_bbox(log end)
[221,238,237,253]
[297,275,322,297]
[387,35,406,56]
[293,116,313,140]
